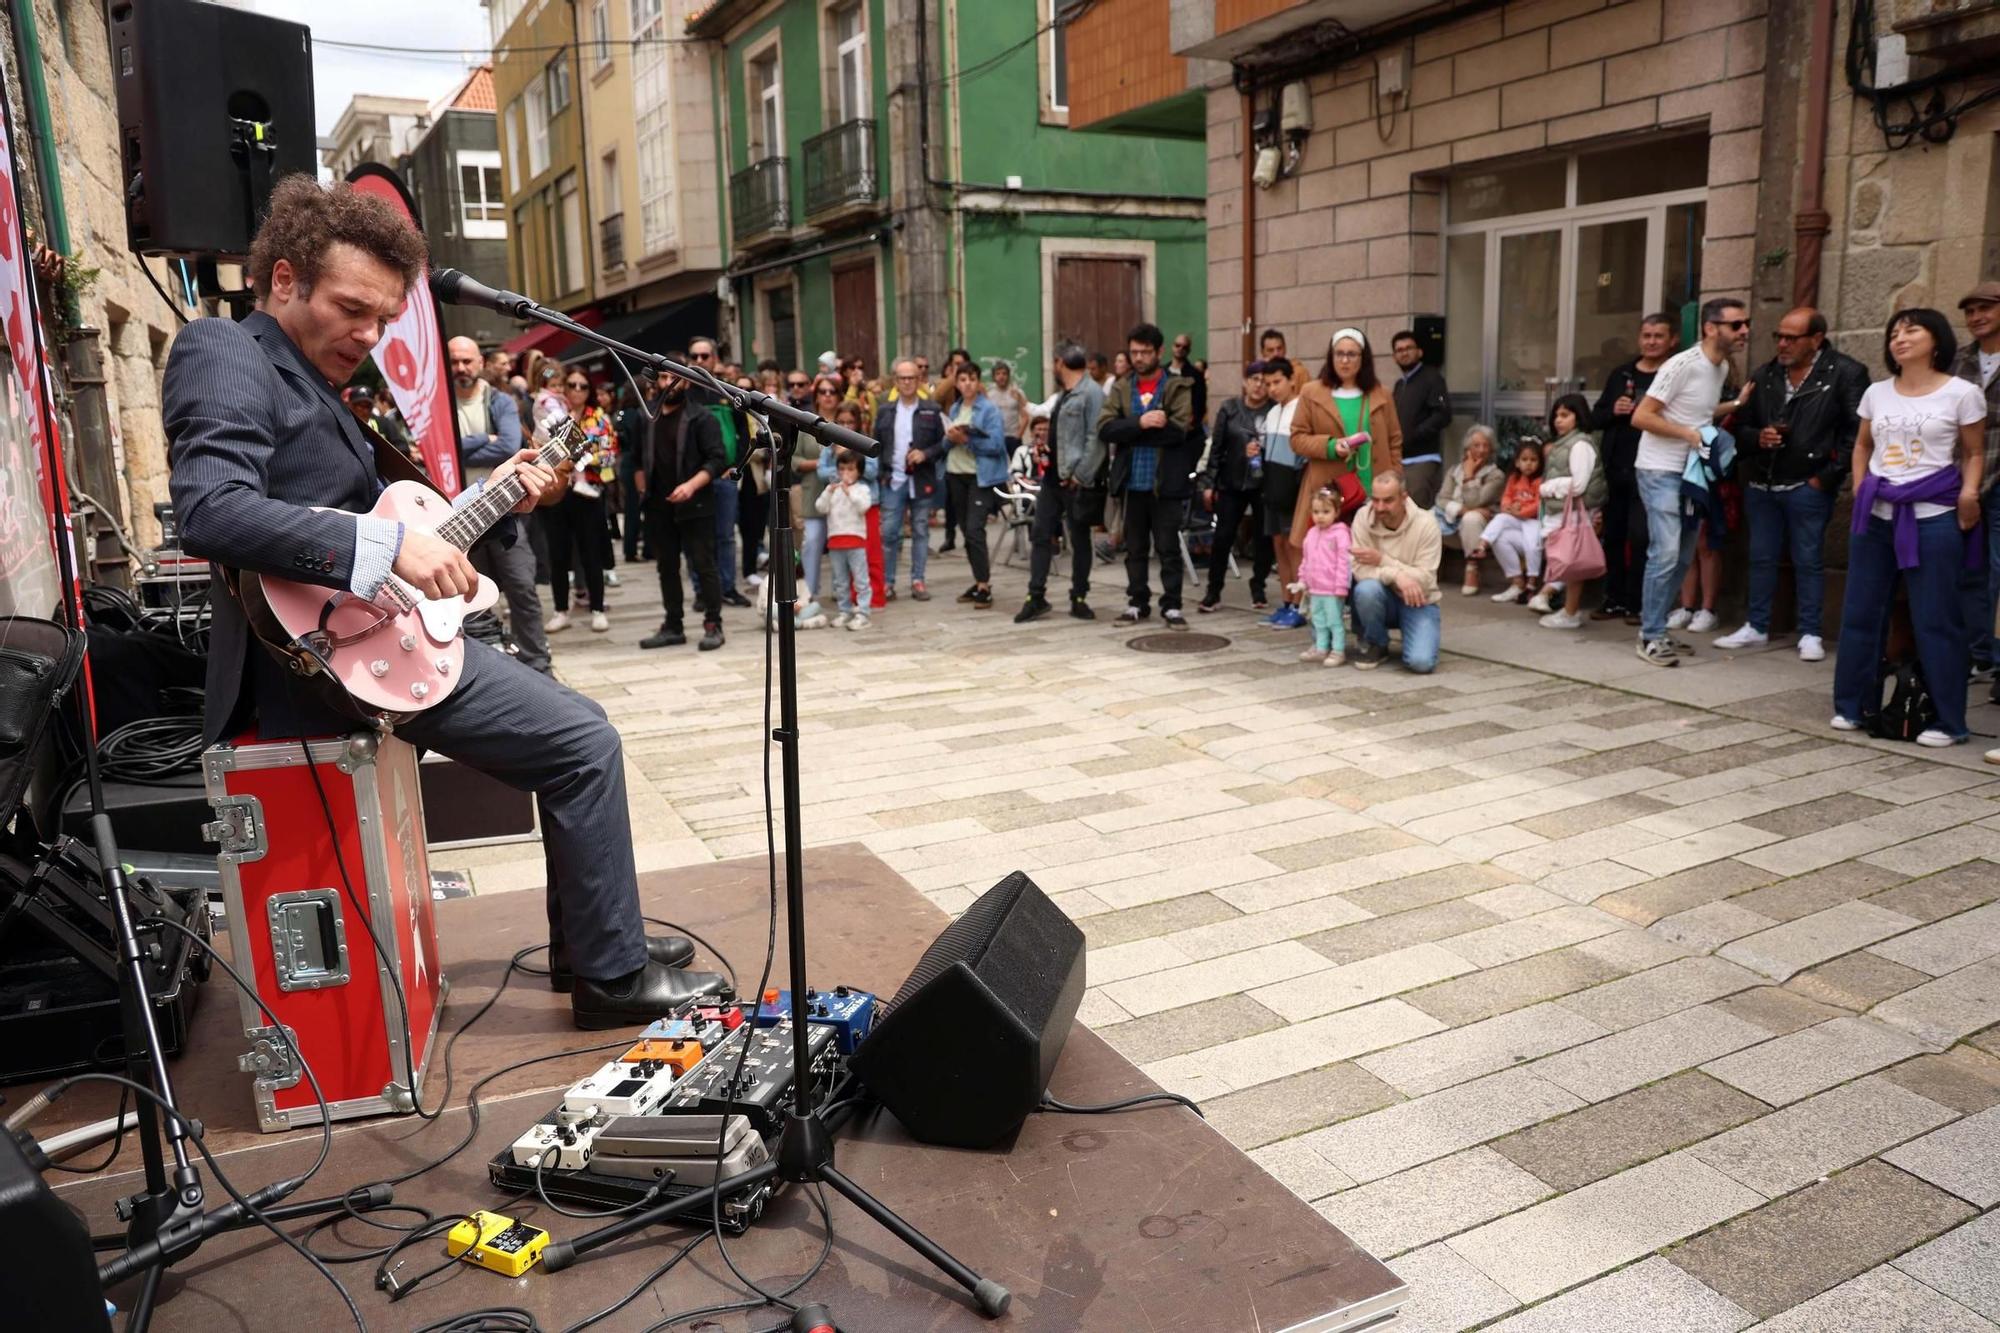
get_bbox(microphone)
[429,268,533,318]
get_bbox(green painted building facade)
[689,0,1206,400]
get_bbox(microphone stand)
[474,284,1007,1318]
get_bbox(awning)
[500,306,603,357]
[554,295,719,369]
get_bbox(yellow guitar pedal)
[446,1211,550,1277]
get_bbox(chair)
[997,476,1040,567]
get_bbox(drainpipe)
[1793,0,1835,308]
[10,3,71,255]
[1240,90,1255,368]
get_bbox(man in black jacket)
[1098,322,1198,627]
[639,365,728,651]
[1390,330,1451,510]
[1197,361,1273,612]
[1590,313,1678,623]
[1713,306,1867,660]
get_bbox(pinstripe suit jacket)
[164,311,389,744]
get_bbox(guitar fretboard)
[433,420,583,553]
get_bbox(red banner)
[0,59,62,619]
[347,165,460,496]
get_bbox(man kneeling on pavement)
[1350,471,1443,673]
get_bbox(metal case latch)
[239,1023,303,1088]
[203,795,267,861]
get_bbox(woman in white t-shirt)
[1832,307,1988,746]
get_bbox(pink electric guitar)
[240,416,589,718]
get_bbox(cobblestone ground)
[458,540,2000,1332]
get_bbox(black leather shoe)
[548,934,696,993]
[698,623,725,651]
[722,589,753,608]
[641,627,686,649]
[571,961,731,1030]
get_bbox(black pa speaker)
[0,1131,113,1331]
[110,0,317,258]
[849,872,1084,1148]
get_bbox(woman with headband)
[1289,327,1404,550]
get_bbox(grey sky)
[230,0,494,136]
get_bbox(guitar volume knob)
[410,682,430,700]
[400,633,417,651]
[369,660,390,678]
[434,658,452,675]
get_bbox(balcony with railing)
[802,119,879,220]
[599,212,624,271]
[729,157,790,248]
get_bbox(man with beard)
[639,364,728,652]
[451,334,551,673]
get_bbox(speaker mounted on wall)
[110,0,317,259]
[849,871,1085,1149]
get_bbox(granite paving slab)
[1489,1071,1770,1193]
[1529,1004,1772,1102]
[1787,950,1934,1010]
[1555,955,1764,1031]
[1300,1068,1584,1184]
[1891,1211,2000,1323]
[1749,1264,2000,1332]
[1686,1075,1958,1198]
[1401,947,1629,1027]
[1384,1242,1519,1333]
[1716,900,1923,981]
[1872,957,2000,1047]
[1197,1060,1403,1151]
[1880,1049,2000,1113]
[1479,1257,1753,1333]
[1882,1104,2000,1205]
[1355,1001,1610,1097]
[1700,1015,1932,1105]
[1313,1146,1552,1258]
[1867,901,2000,977]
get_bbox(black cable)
[45,1071,363,1332]
[558,1230,710,1333]
[1038,1091,1204,1118]
[531,1151,665,1220]
[41,1085,129,1174]
[137,258,190,326]
[642,1185,835,1333]
[411,1313,542,1333]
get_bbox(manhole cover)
[1128,632,1231,653]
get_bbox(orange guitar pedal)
[620,1038,703,1074]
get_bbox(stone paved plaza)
[457,544,2000,1331]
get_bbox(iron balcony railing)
[802,119,878,217]
[729,157,790,245]
[599,211,624,270]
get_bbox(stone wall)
[18,0,193,553]
[1204,0,1770,394]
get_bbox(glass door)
[1491,225,1563,451]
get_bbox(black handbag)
[1866,660,1938,742]
[0,615,86,817]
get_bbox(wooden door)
[1053,256,1143,362]
[832,259,880,377]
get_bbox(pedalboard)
[510,1117,608,1171]
[591,1112,773,1188]
[562,1058,677,1119]
[446,1211,550,1277]
[753,985,877,1054]
[657,1019,839,1136]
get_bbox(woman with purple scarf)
[1832,308,1989,745]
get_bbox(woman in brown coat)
[1289,327,1404,544]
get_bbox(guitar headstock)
[534,413,590,466]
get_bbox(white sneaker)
[1830,714,1860,732]
[1915,729,1961,748]
[1539,609,1583,630]
[604,568,622,587]
[1798,634,1826,662]
[1986,746,2000,766]
[1491,587,1525,604]
[1715,625,1769,650]
[747,572,766,586]
[1299,646,1327,662]
[1688,609,1719,633]
[848,614,871,632]
[799,611,830,629]
[1665,607,1692,630]
[832,611,853,629]
[590,610,610,633]
[545,611,572,633]
[1526,590,1555,614]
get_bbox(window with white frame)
[591,0,611,69]
[600,150,621,218]
[505,100,522,193]
[750,49,782,160]
[490,0,524,46]
[459,150,505,239]
[546,51,572,115]
[554,171,584,294]
[631,0,675,253]
[525,75,551,178]
[833,2,867,123]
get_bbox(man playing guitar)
[164,176,726,1027]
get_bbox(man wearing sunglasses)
[1712,307,1867,661]
[1629,297,1750,667]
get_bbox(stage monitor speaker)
[110,0,317,258]
[848,871,1084,1149]
[0,1129,114,1331]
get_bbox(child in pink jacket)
[1290,487,1353,666]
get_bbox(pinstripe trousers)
[396,640,647,980]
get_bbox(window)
[490,0,524,45]
[505,100,522,193]
[546,51,572,115]
[761,282,798,371]
[751,50,782,160]
[525,76,551,179]
[632,0,676,253]
[1049,0,1070,114]
[591,0,611,69]
[833,2,867,123]
[459,150,505,239]
[599,150,621,218]
[553,171,584,294]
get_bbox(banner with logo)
[0,60,63,619]
[347,164,460,496]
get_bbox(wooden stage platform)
[39,845,1407,1331]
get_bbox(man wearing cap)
[1954,280,2000,689]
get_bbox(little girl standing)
[815,451,876,630]
[1290,487,1353,667]
[1476,440,1546,605]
